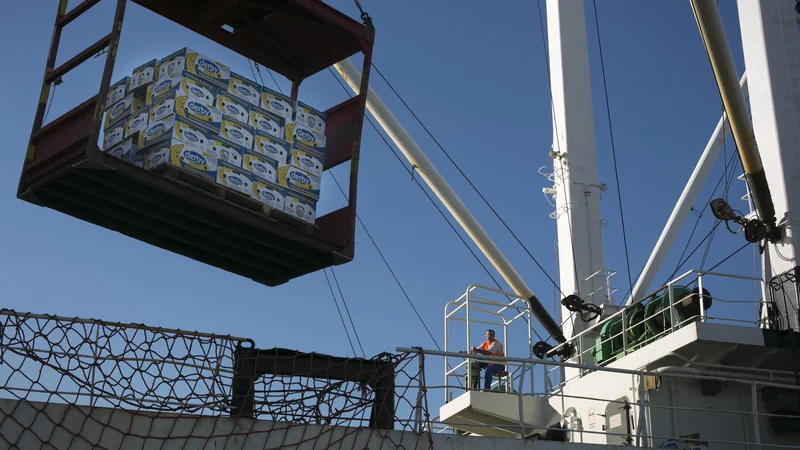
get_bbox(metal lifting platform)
[18,0,374,286]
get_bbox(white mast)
[546,0,608,340]
[737,0,800,329]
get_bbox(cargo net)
[0,309,433,449]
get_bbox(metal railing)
[399,347,800,449]
[544,270,764,388]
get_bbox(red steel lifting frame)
[18,0,374,286]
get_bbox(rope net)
[0,309,433,449]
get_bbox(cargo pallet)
[18,0,374,286]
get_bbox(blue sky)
[0,0,759,386]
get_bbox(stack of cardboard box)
[101,47,326,225]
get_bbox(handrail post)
[751,382,761,449]
[698,274,706,322]
[517,364,527,438]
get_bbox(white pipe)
[334,59,565,343]
[626,73,748,305]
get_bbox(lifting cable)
[323,268,359,357]
[592,0,635,301]
[330,266,366,357]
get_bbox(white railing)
[544,269,764,388]
[399,347,800,449]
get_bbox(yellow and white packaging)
[296,101,326,135]
[105,77,130,108]
[243,151,278,184]
[147,71,216,107]
[208,137,244,167]
[252,179,285,211]
[284,190,317,225]
[103,123,126,150]
[159,47,230,88]
[145,138,219,182]
[285,121,326,149]
[220,118,254,150]
[105,136,135,160]
[260,86,293,121]
[289,141,325,178]
[216,161,252,196]
[138,114,211,153]
[249,106,285,139]
[216,92,250,124]
[277,165,320,199]
[228,72,261,107]
[129,59,160,93]
[124,110,149,139]
[253,131,291,164]
[149,95,222,132]
[104,93,145,130]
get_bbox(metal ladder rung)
[47,33,112,84]
[58,0,103,28]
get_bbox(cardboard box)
[228,72,261,107]
[216,92,250,124]
[284,189,317,225]
[277,165,320,200]
[147,71,216,107]
[104,93,145,131]
[138,114,212,153]
[124,110,149,139]
[104,136,135,160]
[149,94,222,132]
[242,151,278,183]
[253,131,291,164]
[129,59,160,93]
[285,121,326,149]
[216,160,252,196]
[208,137,244,167]
[103,123,126,150]
[129,153,145,168]
[289,141,325,178]
[249,106,285,139]
[145,138,219,182]
[105,77,130,108]
[252,179,285,211]
[260,86,293,121]
[159,47,230,88]
[296,101,326,135]
[219,118,254,150]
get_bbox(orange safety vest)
[482,339,505,366]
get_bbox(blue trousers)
[476,362,505,390]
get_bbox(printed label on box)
[105,94,145,130]
[228,72,261,107]
[253,131,291,163]
[284,190,317,225]
[147,71,216,107]
[289,141,324,178]
[161,48,230,87]
[103,124,126,150]
[220,118,254,150]
[105,137,134,160]
[277,165,320,199]
[217,161,252,196]
[296,101,326,135]
[150,96,222,132]
[252,179,285,210]
[145,138,218,181]
[249,106,285,138]
[130,59,159,92]
[139,114,210,152]
[285,122,326,149]
[106,77,130,108]
[208,138,244,167]
[124,111,149,139]
[216,93,250,124]
[243,152,278,184]
[260,86,293,120]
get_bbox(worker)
[470,329,505,390]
